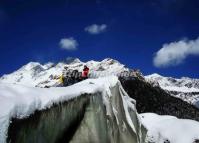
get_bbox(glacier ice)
[0,76,146,143]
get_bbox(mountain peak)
[101,58,119,64]
[65,57,82,64]
[22,62,42,71]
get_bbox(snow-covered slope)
[140,113,199,143]
[0,58,128,87]
[145,73,199,108]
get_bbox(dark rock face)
[119,77,199,121]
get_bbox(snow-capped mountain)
[0,58,128,87]
[145,73,199,108]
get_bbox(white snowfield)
[0,76,138,143]
[0,58,128,87]
[140,113,199,143]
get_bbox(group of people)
[60,65,90,86]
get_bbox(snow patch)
[140,113,199,143]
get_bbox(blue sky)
[0,0,199,78]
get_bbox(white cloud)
[153,37,199,68]
[85,24,107,34]
[59,37,78,50]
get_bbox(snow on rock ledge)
[0,76,145,143]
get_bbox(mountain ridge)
[0,58,128,87]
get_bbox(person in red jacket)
[82,65,89,79]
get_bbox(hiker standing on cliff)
[82,65,89,80]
